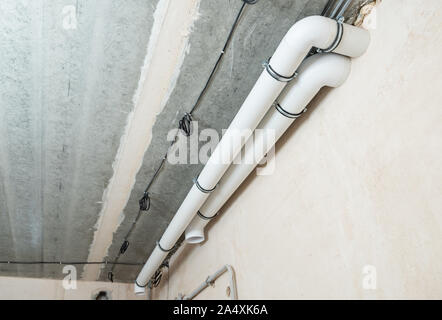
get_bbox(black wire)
[188,1,248,115]
[107,1,253,282]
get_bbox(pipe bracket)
[156,240,175,253]
[263,57,298,82]
[275,102,307,119]
[193,177,217,193]
[197,210,218,220]
[317,19,344,53]
[135,279,148,288]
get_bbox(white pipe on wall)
[185,53,352,244]
[180,264,237,300]
[135,16,370,289]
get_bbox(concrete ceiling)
[0,0,365,282]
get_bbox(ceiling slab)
[0,0,158,278]
[0,0,366,282]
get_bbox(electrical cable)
[100,0,254,283]
[0,0,257,284]
[188,1,248,115]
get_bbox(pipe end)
[185,228,205,244]
[134,282,146,296]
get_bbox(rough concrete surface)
[0,0,158,278]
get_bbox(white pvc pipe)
[185,53,352,244]
[135,16,370,289]
[181,264,237,300]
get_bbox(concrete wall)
[0,0,158,279]
[0,276,144,300]
[154,0,442,299]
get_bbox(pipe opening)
[185,228,205,244]
[186,236,204,244]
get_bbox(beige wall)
[155,0,442,300]
[0,276,144,300]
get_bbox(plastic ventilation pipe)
[135,16,370,290]
[185,53,352,244]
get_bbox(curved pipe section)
[135,16,369,289]
[185,53,352,244]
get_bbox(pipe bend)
[283,15,337,50]
[277,53,351,113]
[270,15,368,76]
[297,53,351,88]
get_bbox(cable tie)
[139,191,151,211]
[178,113,193,137]
[120,240,130,254]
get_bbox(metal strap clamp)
[197,210,218,220]
[275,102,307,119]
[263,57,298,82]
[193,176,217,193]
[317,19,344,53]
[156,240,175,253]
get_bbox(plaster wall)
[154,0,442,299]
[0,276,144,300]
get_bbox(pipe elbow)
[283,15,370,58]
[185,216,206,244]
[323,54,351,88]
[293,53,351,88]
[283,15,338,51]
[278,54,351,111]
